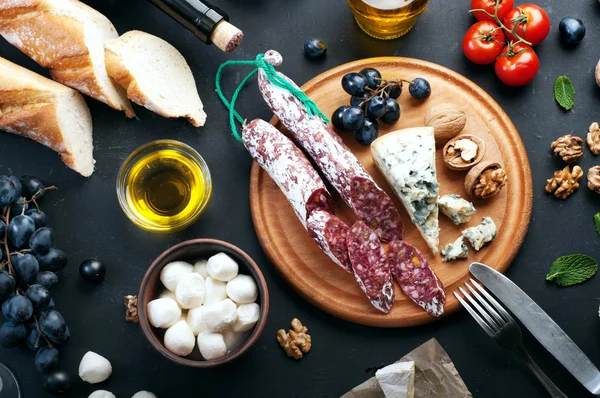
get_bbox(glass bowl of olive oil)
[117,140,212,233]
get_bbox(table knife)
[470,262,600,395]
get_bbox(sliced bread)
[0,0,134,117]
[105,31,206,127]
[0,57,95,177]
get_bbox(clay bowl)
[138,239,269,367]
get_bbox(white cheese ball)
[193,259,208,278]
[198,331,227,360]
[232,303,260,332]
[160,261,193,291]
[204,277,228,306]
[164,320,195,357]
[175,273,205,309]
[186,307,207,336]
[159,289,176,301]
[222,329,246,352]
[202,298,237,332]
[132,391,157,398]
[207,253,239,282]
[79,351,112,384]
[89,391,116,398]
[226,274,258,304]
[147,298,181,328]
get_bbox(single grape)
[13,253,39,284]
[36,347,59,373]
[409,78,431,100]
[341,73,368,96]
[366,96,387,118]
[26,284,51,309]
[43,370,72,395]
[304,39,327,59]
[2,294,14,318]
[384,85,402,99]
[342,106,365,130]
[36,271,58,291]
[350,94,370,109]
[8,215,35,249]
[559,17,585,45]
[20,175,45,198]
[354,117,379,146]
[0,219,5,239]
[79,259,106,284]
[380,99,401,124]
[359,67,382,90]
[26,322,48,351]
[36,297,55,315]
[25,209,46,229]
[9,197,29,217]
[331,106,349,130]
[30,227,54,254]
[39,310,69,345]
[7,176,22,198]
[5,294,33,322]
[0,271,16,302]
[0,176,18,207]
[37,248,68,272]
[0,321,26,348]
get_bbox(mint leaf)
[554,76,575,111]
[546,254,598,286]
[595,213,600,236]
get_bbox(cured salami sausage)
[242,119,335,227]
[387,240,445,317]
[347,221,394,313]
[307,210,351,272]
[258,50,404,243]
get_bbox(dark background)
[0,0,599,396]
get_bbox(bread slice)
[0,0,134,117]
[105,31,206,127]
[0,57,94,177]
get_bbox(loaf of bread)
[0,0,134,117]
[105,31,206,127]
[0,57,95,177]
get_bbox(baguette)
[0,57,94,177]
[0,0,134,117]
[105,31,206,127]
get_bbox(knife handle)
[516,346,567,397]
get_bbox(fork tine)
[465,282,506,327]
[457,286,499,333]
[453,291,496,337]
[470,278,516,323]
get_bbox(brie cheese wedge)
[371,127,439,254]
[375,361,416,398]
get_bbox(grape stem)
[32,314,54,349]
[359,78,405,108]
[2,206,14,276]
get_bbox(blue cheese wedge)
[439,194,476,225]
[371,127,439,255]
[441,236,469,262]
[462,217,497,251]
[375,361,415,398]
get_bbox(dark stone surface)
[0,0,599,396]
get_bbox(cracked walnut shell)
[551,134,584,163]
[277,318,311,359]
[465,161,507,199]
[587,123,600,155]
[588,166,600,194]
[545,165,583,199]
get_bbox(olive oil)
[347,0,429,40]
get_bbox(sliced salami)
[242,119,335,227]
[387,240,445,317]
[347,221,394,313]
[307,210,351,272]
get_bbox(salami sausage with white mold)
[306,210,351,272]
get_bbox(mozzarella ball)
[89,391,115,398]
[164,320,195,357]
[202,298,237,332]
[222,328,246,352]
[132,391,157,398]
[147,298,181,328]
[197,331,227,360]
[159,289,176,301]
[204,277,228,306]
[207,253,239,282]
[232,303,260,332]
[79,351,112,384]
[226,274,258,304]
[186,307,207,336]
[175,273,205,309]
[160,261,193,291]
[193,259,208,278]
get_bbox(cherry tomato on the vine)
[503,4,550,46]
[471,0,514,22]
[494,43,539,87]
[462,21,506,65]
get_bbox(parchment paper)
[341,338,472,398]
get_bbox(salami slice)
[307,210,351,272]
[258,51,404,242]
[347,221,394,313]
[242,119,335,227]
[387,240,445,317]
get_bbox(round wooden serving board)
[249,57,533,327]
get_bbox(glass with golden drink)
[346,0,429,39]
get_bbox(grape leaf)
[554,76,575,111]
[546,254,598,287]
[595,213,600,236]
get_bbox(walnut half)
[465,161,507,199]
[277,318,311,359]
[551,134,584,163]
[588,166,600,194]
[545,165,583,199]
[587,122,600,155]
[124,295,139,323]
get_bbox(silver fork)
[454,279,567,398]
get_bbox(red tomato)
[462,21,506,65]
[471,0,514,22]
[494,43,539,86]
[503,4,550,46]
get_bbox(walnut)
[276,318,311,359]
[545,165,583,199]
[596,60,600,88]
[588,166,600,194]
[587,123,600,155]
[551,134,584,163]
[443,134,486,171]
[465,161,507,199]
[124,295,139,323]
[424,103,467,145]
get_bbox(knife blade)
[470,262,600,395]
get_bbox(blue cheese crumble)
[439,194,476,225]
[441,236,469,262]
[462,217,497,251]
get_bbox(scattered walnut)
[596,60,600,88]
[465,161,507,199]
[588,166,600,194]
[545,165,583,199]
[124,295,139,323]
[276,318,311,359]
[551,134,584,163]
[587,123,600,155]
